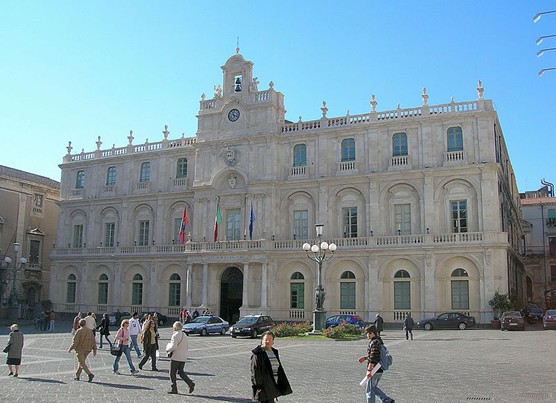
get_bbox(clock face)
[228,108,240,122]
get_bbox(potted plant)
[488,291,512,328]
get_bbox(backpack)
[379,343,393,370]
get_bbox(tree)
[488,291,512,319]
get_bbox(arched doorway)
[220,267,243,324]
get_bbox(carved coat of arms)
[220,145,239,166]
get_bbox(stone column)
[202,263,208,306]
[242,263,249,307]
[260,262,268,309]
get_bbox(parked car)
[108,311,131,326]
[325,314,365,329]
[525,307,544,324]
[542,309,556,330]
[183,315,229,336]
[500,311,525,331]
[231,314,274,338]
[417,312,476,330]
[140,311,168,326]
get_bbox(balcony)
[51,231,507,258]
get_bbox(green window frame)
[176,158,188,178]
[140,162,151,182]
[106,166,116,186]
[132,274,143,306]
[290,272,305,309]
[342,207,358,238]
[447,126,463,152]
[451,269,469,310]
[75,170,85,189]
[294,210,308,240]
[138,220,149,246]
[392,132,408,157]
[341,138,355,162]
[451,200,468,233]
[66,274,76,303]
[226,209,241,240]
[98,274,108,305]
[293,144,307,167]
[340,271,356,310]
[73,224,84,248]
[169,273,181,306]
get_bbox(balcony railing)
[51,231,507,258]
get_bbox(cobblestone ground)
[0,322,554,402]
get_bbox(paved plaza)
[0,321,554,402]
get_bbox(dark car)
[183,315,229,336]
[325,314,365,329]
[141,311,168,326]
[231,315,274,338]
[500,311,525,331]
[542,309,556,330]
[108,311,131,326]
[417,312,476,330]
[526,307,544,323]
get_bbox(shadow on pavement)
[92,381,153,390]
[18,377,66,384]
[189,395,252,402]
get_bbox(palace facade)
[49,52,526,324]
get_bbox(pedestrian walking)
[251,331,292,403]
[4,324,24,377]
[358,325,395,403]
[138,319,159,371]
[48,310,56,332]
[72,312,82,335]
[165,321,195,395]
[374,314,384,336]
[403,313,414,340]
[97,313,112,348]
[192,309,199,319]
[84,312,97,337]
[128,312,142,358]
[68,319,97,382]
[113,319,139,375]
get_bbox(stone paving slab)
[0,322,554,402]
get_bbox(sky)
[1,1,555,192]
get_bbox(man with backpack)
[358,325,395,403]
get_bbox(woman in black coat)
[251,331,292,402]
[97,313,112,348]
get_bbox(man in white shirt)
[128,312,142,358]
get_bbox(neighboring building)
[49,52,525,324]
[521,180,556,308]
[0,165,60,319]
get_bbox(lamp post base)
[308,309,327,334]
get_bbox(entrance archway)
[220,267,243,324]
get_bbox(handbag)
[111,342,123,356]
[3,345,10,353]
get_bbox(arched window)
[176,158,188,178]
[66,274,77,303]
[290,272,305,309]
[394,270,411,310]
[169,273,181,306]
[392,133,408,157]
[451,268,469,310]
[98,274,109,305]
[132,274,143,306]
[75,170,85,189]
[106,166,116,186]
[340,271,356,309]
[341,138,355,162]
[293,144,307,167]
[140,162,151,182]
[447,126,463,152]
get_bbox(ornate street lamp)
[303,224,337,333]
[2,242,27,318]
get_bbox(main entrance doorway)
[220,267,243,325]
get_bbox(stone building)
[49,52,525,324]
[0,165,60,319]
[521,180,556,308]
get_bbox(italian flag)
[213,201,222,242]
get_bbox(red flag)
[213,200,222,242]
[179,207,189,244]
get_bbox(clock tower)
[196,51,286,141]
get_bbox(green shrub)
[293,321,313,334]
[323,323,362,339]
[272,321,313,337]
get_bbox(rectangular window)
[67,282,76,304]
[394,204,411,235]
[73,224,84,248]
[342,207,358,238]
[176,158,188,178]
[106,166,116,186]
[132,283,143,306]
[447,127,463,152]
[340,282,356,309]
[138,220,150,246]
[294,210,308,239]
[98,283,108,305]
[290,283,305,309]
[549,237,556,258]
[451,280,469,310]
[341,139,356,162]
[451,200,468,233]
[104,222,115,247]
[394,281,411,310]
[226,209,241,240]
[29,240,40,264]
[169,283,181,306]
[140,162,151,182]
[293,144,307,167]
[75,170,85,189]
